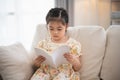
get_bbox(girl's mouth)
[53,35,58,37]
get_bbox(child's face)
[47,21,68,42]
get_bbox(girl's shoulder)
[37,38,50,48]
[38,38,51,44]
[67,37,82,55]
[67,37,81,45]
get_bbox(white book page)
[34,45,70,68]
[52,46,70,67]
[35,48,55,67]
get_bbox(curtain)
[0,0,54,50]
[55,0,74,26]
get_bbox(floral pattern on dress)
[31,38,82,80]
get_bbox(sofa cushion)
[31,24,106,80]
[0,43,33,80]
[68,26,106,80]
[100,25,120,80]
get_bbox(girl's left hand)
[64,53,79,65]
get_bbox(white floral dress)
[31,38,82,80]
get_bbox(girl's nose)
[54,31,58,34]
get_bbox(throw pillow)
[0,43,33,80]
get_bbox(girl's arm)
[72,56,82,71]
[64,53,82,72]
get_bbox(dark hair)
[46,8,69,25]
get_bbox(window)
[0,0,55,50]
[111,0,120,25]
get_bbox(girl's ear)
[66,23,69,29]
[65,23,69,32]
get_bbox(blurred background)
[0,0,120,50]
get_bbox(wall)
[98,0,111,29]
[74,0,111,29]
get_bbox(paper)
[34,45,70,68]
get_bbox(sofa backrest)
[67,26,106,80]
[31,24,106,80]
[100,25,120,80]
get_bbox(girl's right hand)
[33,55,46,67]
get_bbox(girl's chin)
[52,38,60,41]
[53,38,59,41]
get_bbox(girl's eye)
[57,29,62,31]
[49,29,54,30]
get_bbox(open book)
[34,45,70,68]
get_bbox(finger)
[35,56,46,64]
[34,61,40,67]
[66,54,73,59]
[64,53,70,57]
[37,56,45,60]
[39,55,45,59]
[64,53,70,55]
[39,57,46,63]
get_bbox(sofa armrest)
[100,25,120,80]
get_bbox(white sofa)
[0,24,120,80]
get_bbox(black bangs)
[46,8,69,24]
[46,17,66,25]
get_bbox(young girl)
[31,8,82,80]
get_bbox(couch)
[0,24,120,80]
